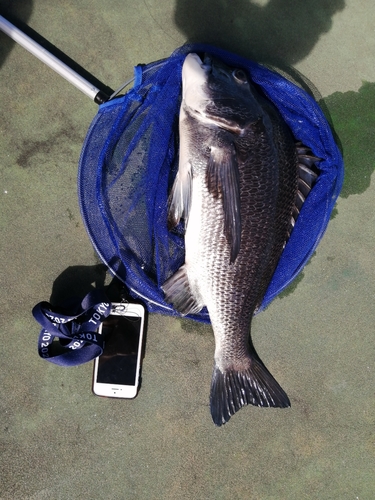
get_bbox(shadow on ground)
[49,263,107,306]
[0,1,34,67]
[175,0,345,67]
[323,81,375,198]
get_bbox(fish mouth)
[184,52,232,79]
[181,53,211,84]
[181,53,254,136]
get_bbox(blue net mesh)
[78,43,343,321]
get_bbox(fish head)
[181,53,263,135]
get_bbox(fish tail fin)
[210,358,290,426]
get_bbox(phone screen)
[96,315,142,386]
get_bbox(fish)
[162,53,319,425]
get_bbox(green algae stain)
[322,81,375,198]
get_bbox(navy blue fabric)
[78,44,344,320]
[32,290,111,366]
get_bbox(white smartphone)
[92,302,146,399]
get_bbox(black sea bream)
[163,53,318,425]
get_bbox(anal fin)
[162,265,204,316]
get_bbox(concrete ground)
[1,1,375,499]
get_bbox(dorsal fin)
[286,142,321,239]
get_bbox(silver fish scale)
[187,116,298,371]
[163,53,299,423]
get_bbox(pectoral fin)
[206,142,241,263]
[168,110,193,229]
[167,160,192,230]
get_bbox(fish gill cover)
[78,43,344,320]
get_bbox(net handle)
[0,14,109,104]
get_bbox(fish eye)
[232,69,248,84]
